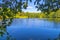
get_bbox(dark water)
[0,18,60,40]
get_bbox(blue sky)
[22,0,41,12]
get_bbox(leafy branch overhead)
[0,0,60,13]
[34,0,60,14]
[0,0,32,12]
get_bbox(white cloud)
[27,6,33,9]
[22,6,41,13]
[23,10,41,13]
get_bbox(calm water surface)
[0,18,60,40]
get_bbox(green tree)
[34,0,60,14]
[0,0,32,19]
[1,0,32,12]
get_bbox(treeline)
[0,8,60,19]
[18,9,60,18]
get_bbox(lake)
[0,18,60,40]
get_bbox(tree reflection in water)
[0,18,16,40]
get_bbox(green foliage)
[18,9,60,19]
[1,0,32,12]
[23,2,28,9]
[24,12,41,18]
[1,0,60,15]
[34,0,60,14]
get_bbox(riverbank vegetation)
[0,8,60,23]
[0,8,60,19]
[5,10,60,18]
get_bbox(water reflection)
[0,27,16,40]
[48,34,60,40]
[0,18,60,40]
[47,18,60,23]
[0,18,16,40]
[47,18,60,28]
